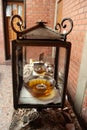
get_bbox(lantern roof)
[11,15,73,41]
[19,21,64,40]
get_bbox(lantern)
[11,15,73,109]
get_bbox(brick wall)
[0,0,56,63]
[0,0,5,63]
[26,0,56,28]
[25,0,56,67]
[63,0,87,100]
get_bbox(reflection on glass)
[57,48,66,94]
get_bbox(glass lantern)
[11,15,73,109]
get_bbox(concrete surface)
[0,65,13,130]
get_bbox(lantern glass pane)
[57,47,66,95]
[15,45,62,105]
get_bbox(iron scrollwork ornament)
[11,15,73,41]
[11,15,24,33]
[55,18,73,40]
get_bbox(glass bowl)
[24,75,56,98]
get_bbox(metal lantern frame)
[11,15,73,109]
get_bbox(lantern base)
[19,86,61,105]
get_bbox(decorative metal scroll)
[11,14,24,33]
[55,18,73,39]
[11,14,73,40]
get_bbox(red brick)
[63,0,87,102]
[81,1,87,8]
[26,0,55,28]
[84,6,87,12]
[79,8,84,13]
[80,0,85,2]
